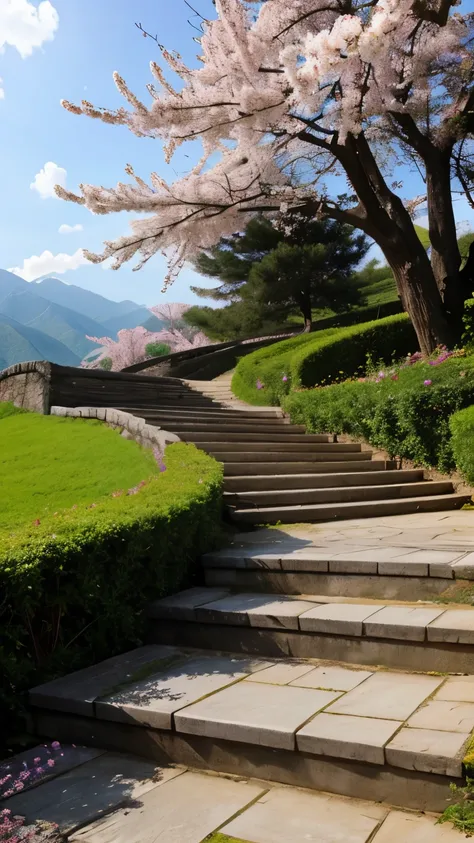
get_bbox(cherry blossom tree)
[83,324,210,370]
[58,0,474,353]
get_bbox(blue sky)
[1,0,474,307]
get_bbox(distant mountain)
[141,313,167,332]
[0,268,29,297]
[34,277,147,325]
[0,314,80,370]
[0,289,106,360]
[102,307,162,336]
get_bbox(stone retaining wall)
[0,361,51,413]
[50,406,180,452]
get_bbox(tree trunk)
[299,288,313,332]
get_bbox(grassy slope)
[0,407,158,529]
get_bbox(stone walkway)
[2,742,464,842]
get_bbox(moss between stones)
[464,735,474,777]
[202,834,252,843]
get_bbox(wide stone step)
[7,751,449,843]
[29,641,474,812]
[181,431,333,443]
[147,587,474,674]
[213,450,373,463]
[224,469,425,491]
[224,460,397,476]
[230,493,469,523]
[121,407,287,422]
[225,481,454,508]
[130,411,291,426]
[203,544,470,601]
[197,441,361,454]
[158,422,308,434]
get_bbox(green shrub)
[450,405,474,483]
[232,314,417,405]
[463,297,474,348]
[0,442,223,747]
[284,352,474,474]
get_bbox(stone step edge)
[202,546,474,579]
[147,588,474,645]
[29,644,474,784]
[230,493,470,519]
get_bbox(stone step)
[230,493,469,523]
[157,421,308,434]
[213,450,373,463]
[8,750,453,843]
[29,642,474,812]
[182,431,333,443]
[224,460,397,476]
[130,412,292,426]
[121,407,287,422]
[196,441,362,454]
[224,481,454,508]
[147,587,474,673]
[203,545,470,601]
[224,469,425,491]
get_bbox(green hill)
[0,314,80,369]
[0,289,104,359]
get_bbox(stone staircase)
[112,374,468,524]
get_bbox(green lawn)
[0,404,158,529]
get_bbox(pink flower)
[47,759,55,768]
[256,378,264,390]
[33,757,41,765]
[391,374,399,381]
[424,379,432,386]
[51,741,61,750]
[2,789,13,798]
[14,781,24,791]
[282,375,288,382]
[32,519,41,527]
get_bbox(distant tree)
[99,357,113,371]
[188,215,368,335]
[83,324,210,370]
[145,341,171,357]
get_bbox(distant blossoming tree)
[59,0,474,353]
[84,323,210,370]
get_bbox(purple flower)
[378,371,386,379]
[424,379,432,386]
[256,379,264,390]
[282,375,288,382]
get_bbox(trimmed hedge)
[1,442,223,746]
[284,353,474,473]
[232,314,417,405]
[450,406,474,483]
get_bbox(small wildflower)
[256,378,264,390]
[32,519,40,527]
[33,757,41,765]
[47,759,55,768]
[51,741,61,750]
[2,790,13,798]
[14,782,24,791]
[282,375,288,382]
[424,379,432,386]
[391,374,399,381]
[111,490,123,498]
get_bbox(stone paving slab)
[0,743,104,798]
[385,727,469,777]
[71,770,264,843]
[427,610,474,644]
[221,786,387,843]
[95,654,271,730]
[327,672,444,721]
[29,645,180,716]
[196,593,319,629]
[436,675,474,702]
[174,680,341,750]
[451,552,474,580]
[296,712,401,765]
[371,809,464,841]
[148,587,230,621]
[4,752,183,833]
[299,602,383,636]
[363,606,445,641]
[288,664,372,692]
[244,661,316,686]
[407,699,474,733]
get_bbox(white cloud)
[9,249,88,281]
[58,223,83,234]
[30,161,66,199]
[0,0,59,59]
